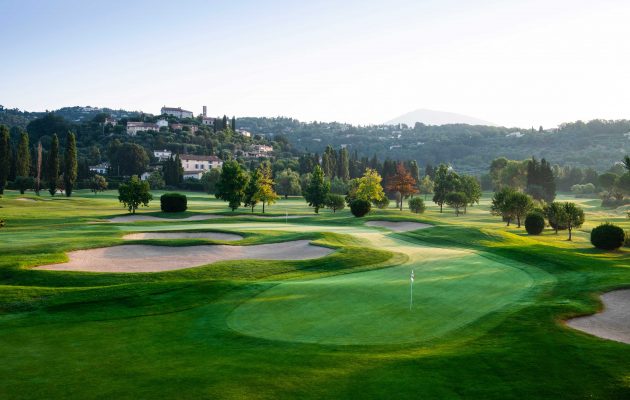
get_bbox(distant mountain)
[385,109,496,127]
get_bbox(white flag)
[410,270,414,283]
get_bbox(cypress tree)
[16,130,30,177]
[48,134,59,196]
[64,132,78,196]
[337,147,350,181]
[231,116,236,131]
[0,125,9,194]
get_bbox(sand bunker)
[566,289,630,344]
[36,240,333,273]
[123,232,242,241]
[366,221,433,232]
[15,198,36,202]
[107,214,226,223]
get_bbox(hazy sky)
[1,0,629,128]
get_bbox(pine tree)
[215,160,249,211]
[243,168,261,212]
[0,125,9,194]
[304,165,330,213]
[337,147,350,181]
[64,132,78,197]
[47,134,60,196]
[16,130,30,178]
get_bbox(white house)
[183,171,204,180]
[161,106,193,119]
[156,119,168,128]
[236,129,251,137]
[247,144,273,158]
[89,162,109,174]
[153,149,172,162]
[180,154,223,172]
[126,122,159,136]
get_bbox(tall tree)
[47,134,60,196]
[458,175,482,213]
[304,165,330,213]
[322,145,337,178]
[215,160,249,211]
[63,132,78,197]
[544,202,567,234]
[418,175,434,200]
[163,155,184,186]
[491,187,517,226]
[337,147,350,181]
[35,141,42,195]
[16,130,30,178]
[0,125,9,194]
[387,163,418,211]
[231,116,236,131]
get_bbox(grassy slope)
[0,190,628,399]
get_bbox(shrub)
[625,231,630,248]
[160,193,187,213]
[0,219,5,228]
[325,194,345,213]
[408,197,426,214]
[373,197,390,209]
[350,199,371,217]
[590,223,626,250]
[524,212,545,235]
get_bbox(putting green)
[228,238,536,345]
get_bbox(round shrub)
[590,223,625,250]
[373,197,390,209]
[408,197,426,214]
[524,212,545,235]
[160,193,187,213]
[350,199,371,217]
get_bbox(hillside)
[385,108,495,126]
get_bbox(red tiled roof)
[180,154,221,162]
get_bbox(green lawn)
[0,189,629,399]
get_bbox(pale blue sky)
[1,0,629,127]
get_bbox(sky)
[1,0,630,128]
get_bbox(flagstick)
[410,278,413,310]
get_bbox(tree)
[163,155,184,186]
[200,168,222,194]
[304,165,330,213]
[275,168,301,199]
[526,157,556,203]
[508,192,534,228]
[146,171,165,190]
[118,175,152,214]
[355,168,385,204]
[325,194,345,213]
[560,202,585,241]
[408,197,426,213]
[215,160,249,211]
[491,187,517,226]
[458,175,481,213]
[544,202,567,234]
[622,155,630,172]
[63,132,78,197]
[445,192,468,216]
[243,169,261,212]
[47,134,60,196]
[387,163,418,211]
[90,174,108,195]
[322,145,337,178]
[598,172,617,191]
[16,130,30,178]
[35,141,42,195]
[111,143,149,176]
[418,175,434,200]
[256,161,279,213]
[433,164,459,212]
[15,176,33,194]
[337,147,350,181]
[0,125,9,194]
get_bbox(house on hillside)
[179,154,223,177]
[126,122,159,136]
[153,149,172,162]
[170,123,198,133]
[89,162,109,174]
[161,106,193,119]
[247,144,273,158]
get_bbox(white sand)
[566,289,630,344]
[123,232,242,241]
[107,214,226,223]
[36,240,333,273]
[15,198,36,202]
[365,221,433,232]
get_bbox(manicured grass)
[0,189,629,399]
